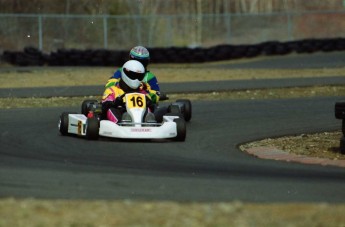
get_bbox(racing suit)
[105,67,160,104]
[101,80,154,123]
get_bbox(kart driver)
[101,60,156,123]
[105,46,160,104]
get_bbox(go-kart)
[58,92,192,141]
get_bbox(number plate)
[125,93,146,109]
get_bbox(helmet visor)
[124,68,145,81]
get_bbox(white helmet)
[121,60,146,89]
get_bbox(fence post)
[226,13,231,43]
[38,15,43,50]
[167,15,173,46]
[287,12,293,40]
[103,15,108,49]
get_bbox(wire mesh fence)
[0,10,344,52]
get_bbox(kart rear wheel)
[86,117,99,140]
[176,99,192,122]
[174,118,186,141]
[59,112,77,136]
[81,99,99,116]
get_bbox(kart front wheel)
[59,112,77,136]
[174,118,186,142]
[86,117,99,140]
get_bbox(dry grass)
[1,198,345,227]
[0,86,345,109]
[0,63,344,88]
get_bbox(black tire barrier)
[2,37,345,67]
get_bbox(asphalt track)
[0,52,345,203]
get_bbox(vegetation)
[1,1,344,51]
[0,0,343,15]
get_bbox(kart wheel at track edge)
[86,117,99,140]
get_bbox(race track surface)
[1,52,345,203]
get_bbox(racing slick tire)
[85,117,99,140]
[59,112,77,136]
[81,99,99,116]
[176,99,192,122]
[173,118,186,142]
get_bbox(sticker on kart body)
[78,121,82,134]
[131,128,152,132]
[125,93,146,109]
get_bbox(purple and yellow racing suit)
[105,67,160,104]
[101,82,153,123]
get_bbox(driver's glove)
[113,96,124,107]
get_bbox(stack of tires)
[1,38,345,66]
[2,47,46,66]
[335,101,345,154]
